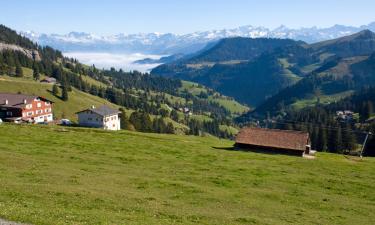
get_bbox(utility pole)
[360,132,372,158]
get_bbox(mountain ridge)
[20,22,375,55]
[152,30,375,108]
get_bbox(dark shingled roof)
[76,105,120,117]
[0,93,51,108]
[235,127,310,152]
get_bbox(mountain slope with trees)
[153,30,375,109]
[0,24,248,138]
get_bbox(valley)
[1,3,375,224]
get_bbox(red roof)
[235,127,310,151]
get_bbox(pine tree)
[166,122,175,134]
[311,126,319,150]
[61,85,69,101]
[343,125,356,151]
[15,64,23,77]
[317,126,328,151]
[119,108,132,130]
[33,64,40,80]
[52,84,59,96]
[334,127,343,153]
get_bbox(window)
[45,108,51,113]
[88,118,92,121]
[45,102,50,106]
[27,112,33,116]
[6,111,12,116]
[36,110,42,115]
[37,103,42,108]
[26,104,32,109]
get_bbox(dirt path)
[0,218,29,225]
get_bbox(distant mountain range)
[21,22,375,55]
[152,30,375,111]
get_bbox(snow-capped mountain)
[21,22,375,55]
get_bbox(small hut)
[235,127,310,156]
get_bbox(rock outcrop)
[0,42,41,61]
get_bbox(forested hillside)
[0,24,248,138]
[152,30,375,109]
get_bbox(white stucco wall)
[33,113,53,123]
[103,114,121,131]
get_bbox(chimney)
[23,99,27,104]
[4,99,8,105]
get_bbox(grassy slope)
[181,81,249,114]
[0,124,374,225]
[0,76,120,121]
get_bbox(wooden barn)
[234,127,311,156]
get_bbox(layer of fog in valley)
[63,52,165,73]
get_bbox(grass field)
[0,124,374,225]
[291,90,354,109]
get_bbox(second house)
[76,105,121,131]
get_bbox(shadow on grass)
[47,89,63,101]
[212,146,236,151]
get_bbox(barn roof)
[235,127,309,151]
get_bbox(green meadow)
[0,124,374,225]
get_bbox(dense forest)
[265,86,375,155]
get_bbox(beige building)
[76,105,121,131]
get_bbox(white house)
[76,105,121,131]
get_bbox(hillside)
[0,124,375,225]
[153,30,375,109]
[152,38,304,106]
[0,24,248,137]
[0,75,120,121]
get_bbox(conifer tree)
[52,84,59,96]
[343,125,356,151]
[317,126,328,151]
[15,64,23,77]
[62,85,69,101]
[33,64,40,80]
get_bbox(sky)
[1,0,375,35]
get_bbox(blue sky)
[1,0,375,35]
